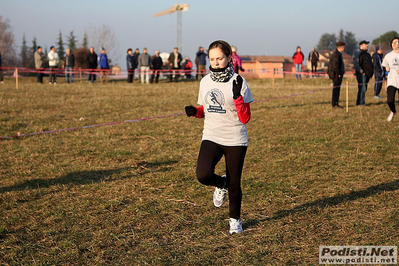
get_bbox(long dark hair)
[208,40,232,58]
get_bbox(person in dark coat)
[355,40,373,106]
[309,47,319,77]
[87,46,98,83]
[196,46,207,80]
[328,41,346,108]
[64,48,75,83]
[372,46,385,99]
[168,47,182,82]
[132,48,140,80]
[126,48,136,83]
[150,50,163,83]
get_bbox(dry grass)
[1,76,398,265]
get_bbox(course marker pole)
[272,70,275,90]
[15,68,19,89]
[346,81,349,113]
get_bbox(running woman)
[185,40,254,234]
[382,36,399,122]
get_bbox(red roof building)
[239,55,295,79]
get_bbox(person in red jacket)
[184,56,193,79]
[292,46,304,80]
[185,40,253,234]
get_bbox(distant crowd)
[0,44,246,85]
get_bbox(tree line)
[0,16,118,69]
[316,28,399,55]
[19,30,87,69]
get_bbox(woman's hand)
[185,106,197,117]
[232,75,243,99]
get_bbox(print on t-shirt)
[205,88,227,114]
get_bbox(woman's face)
[209,47,230,69]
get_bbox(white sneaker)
[229,218,243,234]
[387,112,396,122]
[213,175,227,207]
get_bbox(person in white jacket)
[48,46,59,84]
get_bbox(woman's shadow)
[0,160,179,194]
[244,179,399,229]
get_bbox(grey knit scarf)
[209,64,234,82]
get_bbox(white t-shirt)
[382,50,399,88]
[198,73,254,146]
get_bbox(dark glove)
[185,106,197,117]
[240,66,245,72]
[232,75,243,99]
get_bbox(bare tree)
[0,16,18,66]
[87,24,120,64]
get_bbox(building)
[240,55,296,79]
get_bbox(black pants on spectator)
[49,67,57,83]
[150,69,161,83]
[332,76,343,107]
[196,140,247,219]
[127,69,134,83]
[311,63,317,76]
[387,86,398,113]
[374,76,383,96]
[37,69,44,83]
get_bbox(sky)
[1,0,398,68]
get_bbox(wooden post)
[272,69,275,90]
[15,68,19,89]
[346,81,349,113]
[79,67,82,83]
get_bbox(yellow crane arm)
[154,4,189,17]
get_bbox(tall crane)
[154,4,189,52]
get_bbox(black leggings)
[196,140,247,219]
[387,86,398,113]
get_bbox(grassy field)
[1,76,398,265]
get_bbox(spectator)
[98,47,109,84]
[327,41,346,108]
[138,48,151,84]
[64,48,75,83]
[133,48,140,79]
[308,47,319,77]
[292,46,304,80]
[354,40,373,106]
[382,36,399,122]
[196,46,207,80]
[87,46,98,83]
[48,46,59,84]
[0,51,3,83]
[34,46,46,83]
[126,48,136,83]
[168,47,182,82]
[150,50,163,83]
[232,45,244,74]
[184,57,193,79]
[372,46,385,99]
